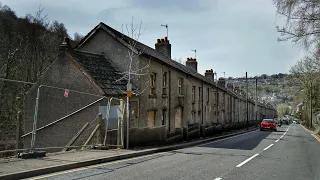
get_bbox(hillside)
[227,73,293,106]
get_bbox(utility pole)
[161,24,168,38]
[215,72,219,123]
[222,72,226,88]
[246,72,249,130]
[310,82,312,128]
[255,78,258,122]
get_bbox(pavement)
[24,124,320,180]
[0,126,258,180]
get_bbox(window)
[192,86,195,102]
[198,87,201,102]
[198,111,201,122]
[162,109,166,125]
[163,72,167,94]
[178,78,183,95]
[207,88,210,102]
[150,73,156,95]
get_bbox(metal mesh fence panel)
[0,79,125,157]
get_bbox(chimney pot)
[155,37,171,58]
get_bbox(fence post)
[30,85,41,152]
[15,111,22,153]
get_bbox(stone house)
[23,22,277,150]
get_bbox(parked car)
[260,119,277,131]
[282,119,289,125]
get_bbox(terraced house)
[24,22,277,150]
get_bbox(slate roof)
[75,22,264,102]
[70,50,133,95]
[75,23,224,90]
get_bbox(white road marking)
[214,178,222,180]
[280,135,284,138]
[236,153,259,167]
[275,139,280,142]
[263,144,274,151]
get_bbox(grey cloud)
[1,0,304,77]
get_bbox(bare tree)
[111,17,150,148]
[173,57,185,65]
[73,32,83,43]
[114,16,150,95]
[0,3,69,153]
[273,0,320,49]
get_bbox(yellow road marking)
[300,124,311,132]
[29,152,168,180]
[312,134,320,142]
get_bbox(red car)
[260,119,277,131]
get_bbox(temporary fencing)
[0,78,125,157]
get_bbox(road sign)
[127,90,132,97]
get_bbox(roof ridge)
[73,50,105,57]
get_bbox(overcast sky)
[2,0,305,77]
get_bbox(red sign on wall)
[64,89,69,97]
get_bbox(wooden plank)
[62,122,89,151]
[83,124,100,148]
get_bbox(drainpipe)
[168,70,171,132]
[202,81,204,125]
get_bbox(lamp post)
[246,72,249,130]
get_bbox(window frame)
[150,73,156,95]
[178,78,183,95]
[192,86,196,102]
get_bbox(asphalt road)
[27,124,320,180]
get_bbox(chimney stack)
[234,86,240,93]
[155,36,171,59]
[59,37,72,55]
[186,57,198,72]
[227,83,233,89]
[218,77,226,87]
[204,69,214,82]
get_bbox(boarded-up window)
[175,108,182,128]
[148,111,155,128]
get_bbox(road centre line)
[214,178,222,180]
[275,139,280,142]
[236,154,259,168]
[263,144,274,151]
